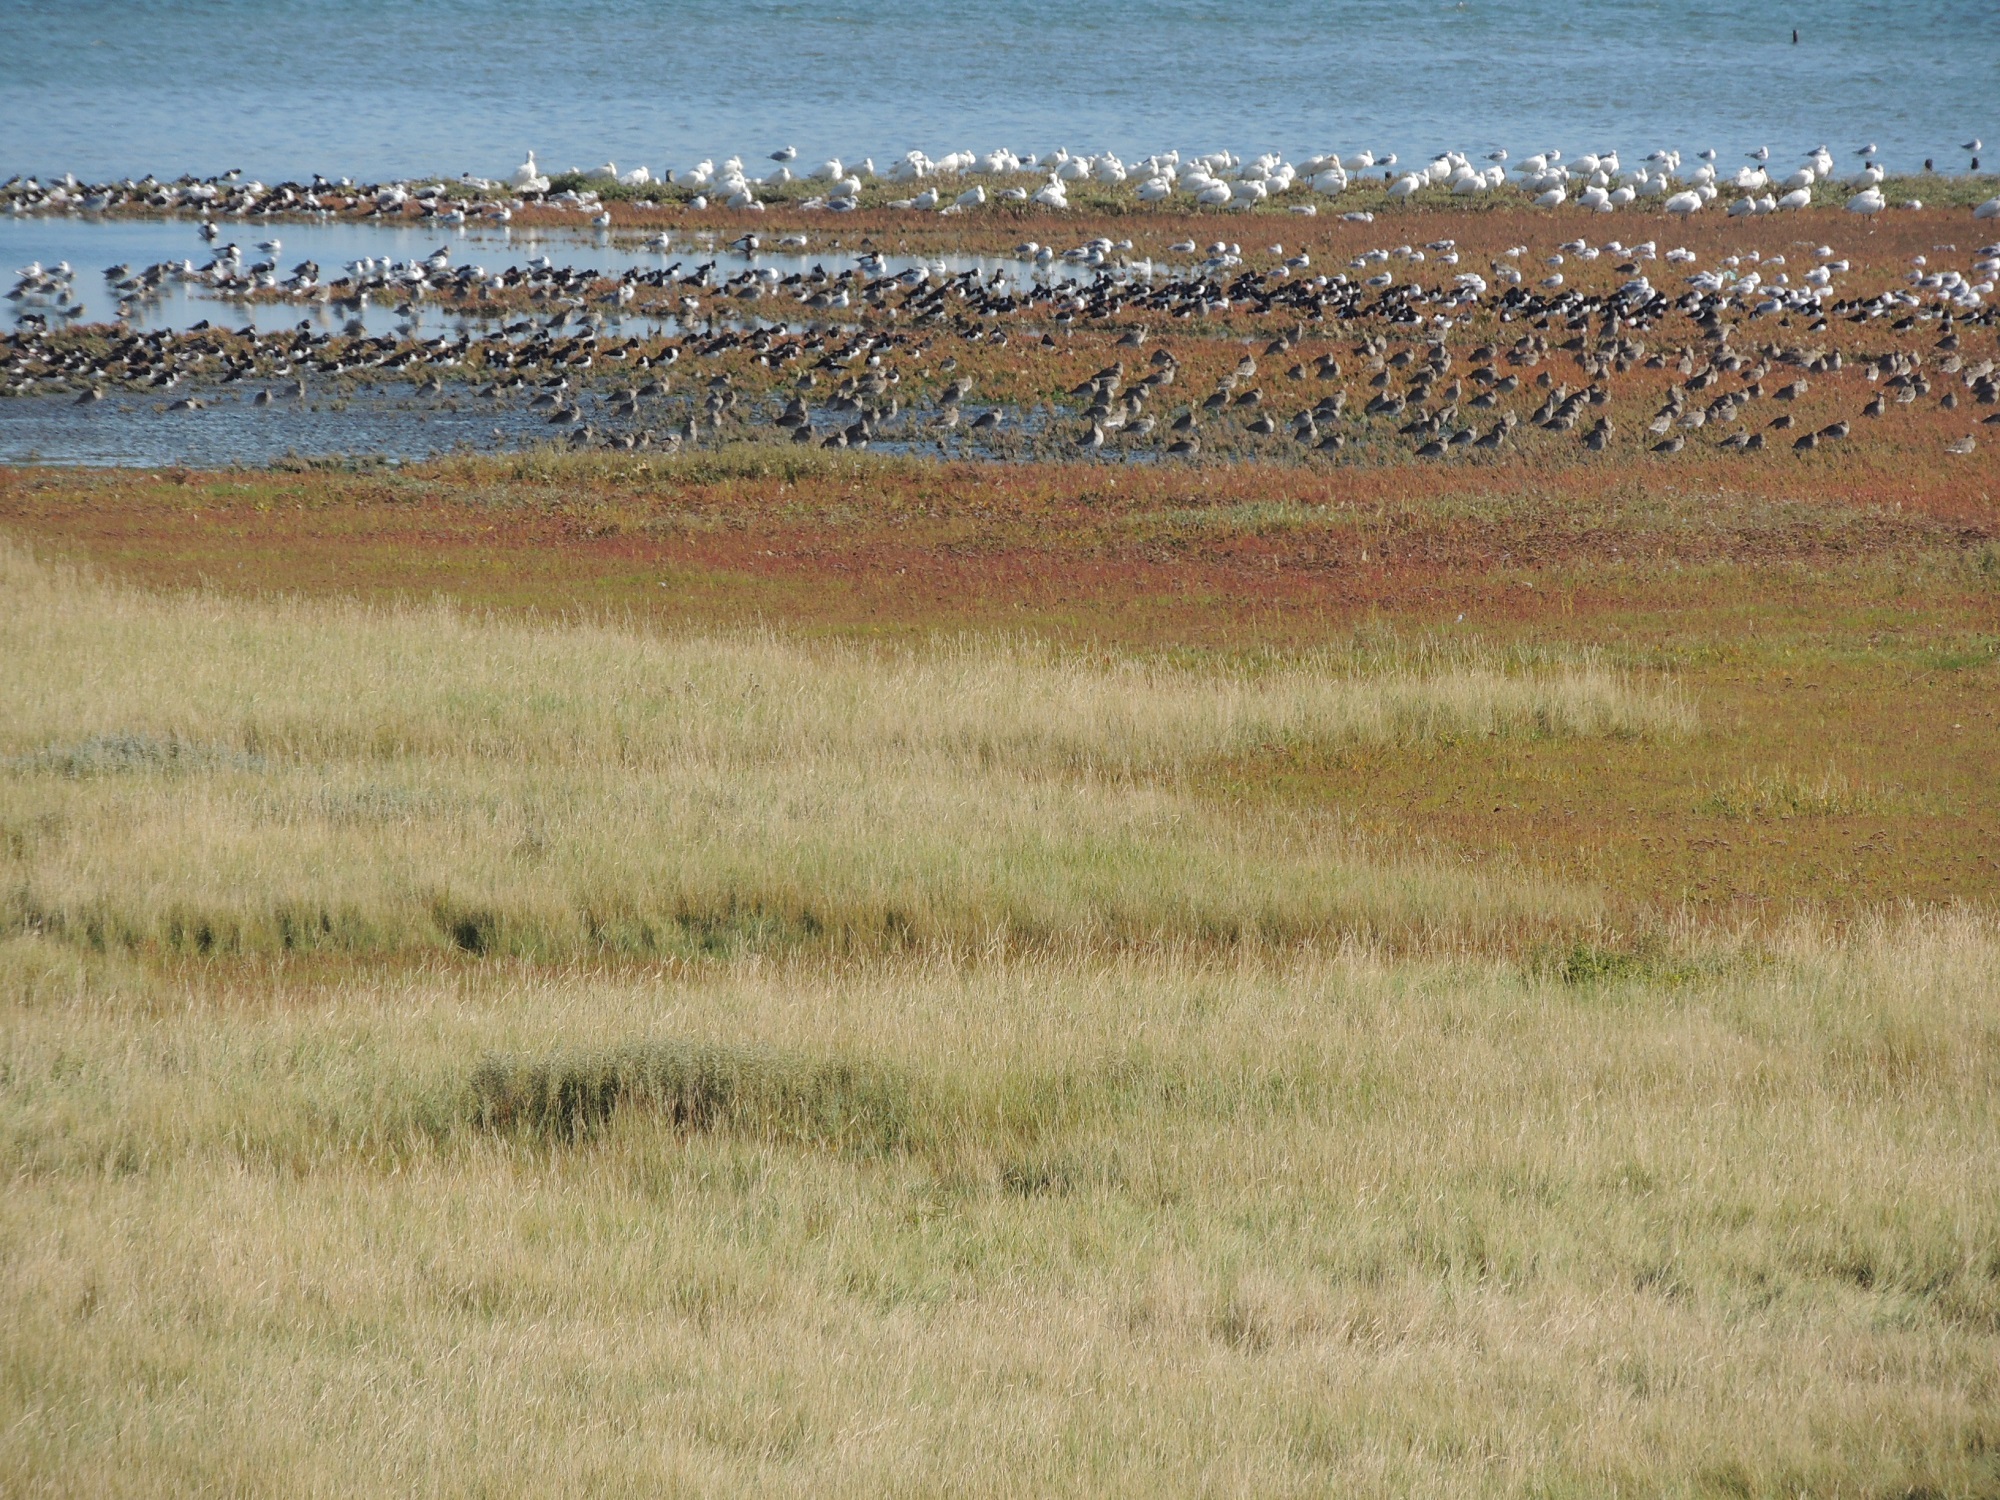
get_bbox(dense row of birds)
[8,221,1993,461]
[7,139,2000,224]
[10,217,1998,329]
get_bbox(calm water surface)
[4,1,1995,181]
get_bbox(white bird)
[1964,139,1984,153]
[769,146,797,162]
[1748,146,1770,162]
[511,151,548,192]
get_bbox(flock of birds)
[3,137,1996,462]
[5,137,1998,226]
[7,208,1995,462]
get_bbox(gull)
[769,146,798,162]
[1856,142,1878,156]
[1748,146,1770,162]
[1964,139,1984,153]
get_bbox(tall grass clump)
[468,1039,931,1156]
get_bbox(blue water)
[4,1,1994,184]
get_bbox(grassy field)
[3,451,1999,1495]
[5,923,1998,1496]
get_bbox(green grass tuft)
[469,1039,930,1156]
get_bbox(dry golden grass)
[2,544,1994,1496]
[0,544,1689,960]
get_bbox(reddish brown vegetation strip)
[2,455,1991,633]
